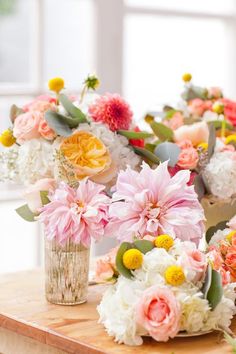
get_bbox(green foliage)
[150,122,174,141]
[133,147,160,164]
[118,130,153,139]
[154,142,180,167]
[58,94,87,122]
[15,204,36,222]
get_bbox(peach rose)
[24,178,56,213]
[225,250,236,270]
[136,286,181,342]
[23,95,56,112]
[164,112,184,130]
[188,98,212,117]
[38,119,56,140]
[177,139,193,150]
[13,111,42,144]
[177,147,199,169]
[174,121,209,146]
[180,249,206,282]
[95,247,118,282]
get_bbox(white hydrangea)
[0,146,19,182]
[16,139,55,185]
[203,150,236,199]
[209,228,231,246]
[202,110,224,122]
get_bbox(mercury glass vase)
[45,237,90,305]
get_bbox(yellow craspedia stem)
[123,249,143,270]
[48,77,65,93]
[212,101,224,115]
[225,135,236,145]
[182,73,192,82]
[0,129,16,147]
[154,234,174,251]
[165,265,185,286]
[144,114,154,124]
[226,230,236,243]
[197,142,208,151]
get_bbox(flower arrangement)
[98,237,236,345]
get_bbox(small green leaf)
[133,240,154,254]
[207,123,216,159]
[164,109,177,120]
[209,120,234,131]
[182,85,208,101]
[45,110,73,136]
[154,142,180,167]
[205,220,228,244]
[150,122,174,141]
[133,147,160,164]
[202,264,212,298]
[10,104,23,123]
[40,191,50,206]
[16,204,36,222]
[118,130,153,139]
[58,94,87,122]
[115,242,133,279]
[207,269,223,310]
[145,143,158,153]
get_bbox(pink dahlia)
[88,93,133,131]
[39,180,110,247]
[106,162,205,245]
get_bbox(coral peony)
[106,162,205,244]
[88,93,133,131]
[39,180,110,247]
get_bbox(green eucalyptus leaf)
[207,269,223,310]
[118,130,153,139]
[154,142,180,167]
[58,94,87,122]
[207,123,216,159]
[145,143,158,153]
[164,109,178,120]
[133,240,154,254]
[40,191,50,206]
[150,122,174,141]
[209,120,234,131]
[115,242,133,279]
[16,204,36,222]
[45,110,73,137]
[10,104,24,123]
[205,220,228,244]
[182,85,208,101]
[133,147,160,164]
[202,264,212,298]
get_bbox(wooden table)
[0,270,234,354]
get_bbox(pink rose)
[136,286,181,342]
[13,111,42,144]
[208,87,222,99]
[38,119,56,140]
[174,121,209,146]
[177,139,193,149]
[188,98,212,117]
[24,178,56,213]
[225,249,236,270]
[164,112,184,130]
[220,267,231,286]
[23,95,56,111]
[177,147,199,169]
[95,247,118,282]
[221,98,236,127]
[180,249,206,282]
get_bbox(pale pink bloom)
[220,144,235,152]
[188,98,212,117]
[136,286,181,342]
[95,247,118,282]
[88,93,133,131]
[38,119,56,140]
[208,87,222,99]
[106,162,205,245]
[164,112,184,130]
[220,268,231,286]
[24,178,56,213]
[174,121,209,146]
[23,95,56,111]
[177,147,199,169]
[179,248,206,282]
[13,111,42,144]
[228,215,236,230]
[207,249,224,270]
[39,180,110,247]
[26,100,56,113]
[177,139,193,150]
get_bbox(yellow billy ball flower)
[154,234,174,251]
[123,249,143,270]
[197,142,208,151]
[212,101,224,115]
[48,77,65,93]
[182,73,192,82]
[225,135,236,145]
[226,230,236,243]
[0,129,16,147]
[144,114,154,124]
[165,265,185,286]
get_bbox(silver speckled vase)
[44,237,90,305]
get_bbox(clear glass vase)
[44,237,90,305]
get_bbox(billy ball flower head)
[39,179,110,247]
[123,249,143,270]
[48,77,65,93]
[165,265,185,286]
[154,235,174,251]
[88,93,133,132]
[182,73,192,83]
[0,129,16,147]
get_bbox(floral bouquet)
[98,236,236,345]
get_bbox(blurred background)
[1,0,236,273]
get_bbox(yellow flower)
[48,77,65,93]
[154,234,174,251]
[60,131,111,180]
[182,73,192,82]
[225,135,236,145]
[212,102,224,115]
[84,75,100,90]
[144,114,154,124]
[0,129,16,147]
[123,249,143,270]
[226,230,236,243]
[197,142,208,151]
[165,265,185,286]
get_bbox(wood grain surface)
[0,270,234,354]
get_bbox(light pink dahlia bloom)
[106,162,205,245]
[88,93,133,131]
[39,180,110,247]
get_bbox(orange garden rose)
[60,131,112,181]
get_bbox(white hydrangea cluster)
[98,242,236,346]
[0,146,19,182]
